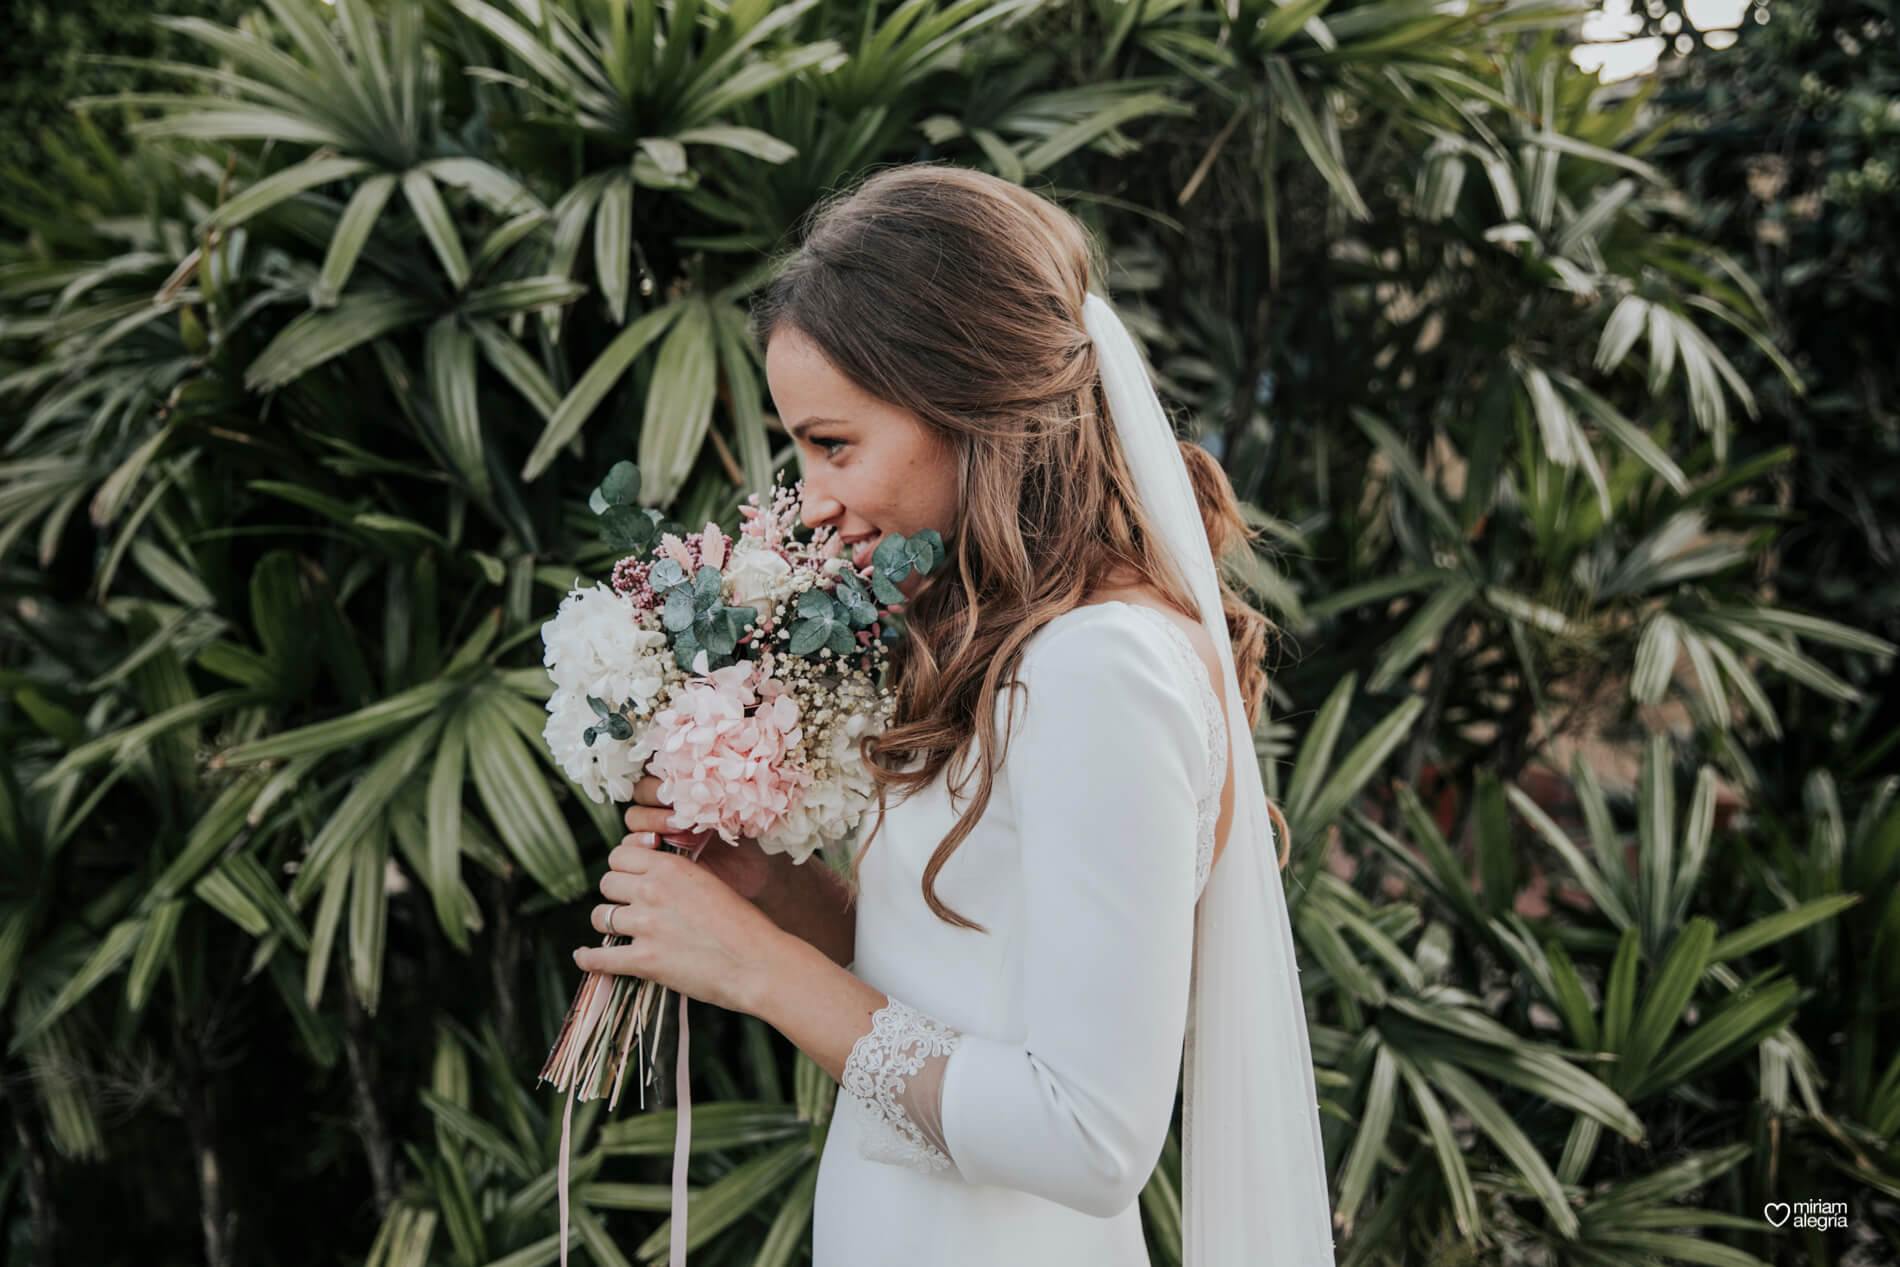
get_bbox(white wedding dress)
[811,600,1232,1265]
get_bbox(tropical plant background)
[2,0,1896,1264]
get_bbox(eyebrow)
[787,415,852,441]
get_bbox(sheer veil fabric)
[1081,292,1337,1265]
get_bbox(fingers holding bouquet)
[577,836,780,1015]
[621,775,772,901]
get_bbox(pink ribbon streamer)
[669,835,709,1265]
[559,1088,577,1265]
[671,983,692,1265]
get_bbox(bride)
[573,163,1336,1265]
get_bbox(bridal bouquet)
[536,461,940,1264]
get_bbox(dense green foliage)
[1,1,1896,1264]
[0,0,250,193]
[1660,0,1899,665]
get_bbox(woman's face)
[766,324,960,602]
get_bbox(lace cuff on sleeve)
[840,996,962,1173]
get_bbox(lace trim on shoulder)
[840,998,962,1173]
[1111,604,1227,899]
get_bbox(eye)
[814,437,847,456]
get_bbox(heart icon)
[1764,1202,1791,1227]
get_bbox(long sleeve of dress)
[837,615,1206,1218]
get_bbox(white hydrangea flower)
[541,581,670,717]
[543,686,659,805]
[539,581,672,804]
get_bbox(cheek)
[893,438,953,493]
[915,450,960,524]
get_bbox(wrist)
[743,925,811,1021]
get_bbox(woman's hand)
[610,773,857,971]
[620,775,776,901]
[577,836,786,1015]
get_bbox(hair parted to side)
[751,163,1288,932]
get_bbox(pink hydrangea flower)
[647,657,812,846]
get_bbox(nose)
[799,485,842,532]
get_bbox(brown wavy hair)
[751,163,1287,932]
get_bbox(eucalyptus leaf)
[870,570,905,606]
[789,617,831,656]
[598,461,641,508]
[700,614,738,657]
[598,504,655,553]
[672,629,704,673]
[649,559,687,591]
[831,575,877,626]
[663,587,699,632]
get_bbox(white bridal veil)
[1082,291,1337,1265]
